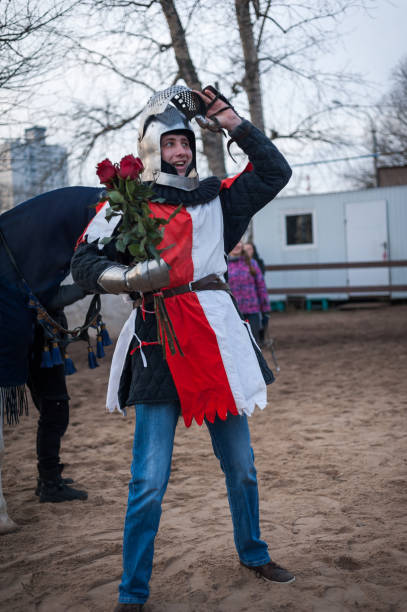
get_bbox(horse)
[0,187,101,533]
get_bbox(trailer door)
[345,199,389,294]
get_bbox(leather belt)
[134,273,231,307]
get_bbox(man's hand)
[193,87,242,133]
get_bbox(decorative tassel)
[40,345,53,368]
[96,334,105,358]
[51,341,64,366]
[100,323,112,346]
[87,345,99,369]
[64,353,77,376]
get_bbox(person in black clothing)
[28,285,89,503]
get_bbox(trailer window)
[285,213,313,245]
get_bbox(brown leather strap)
[140,273,230,306]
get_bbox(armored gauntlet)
[97,259,170,294]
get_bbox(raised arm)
[220,121,292,253]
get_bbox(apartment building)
[0,126,68,213]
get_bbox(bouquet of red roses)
[96,155,183,358]
[96,155,180,263]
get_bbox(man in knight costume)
[71,85,294,610]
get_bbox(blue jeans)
[118,402,270,604]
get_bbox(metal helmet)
[138,86,200,191]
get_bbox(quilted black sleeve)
[70,241,115,294]
[44,283,88,311]
[221,120,292,253]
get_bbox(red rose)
[118,155,144,180]
[96,159,117,186]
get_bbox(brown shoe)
[241,560,295,583]
[113,604,144,611]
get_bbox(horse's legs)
[0,421,19,534]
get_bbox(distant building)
[0,126,68,213]
[253,183,407,301]
[377,164,407,187]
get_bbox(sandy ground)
[1,303,407,612]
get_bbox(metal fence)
[265,260,407,295]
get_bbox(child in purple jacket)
[227,241,270,343]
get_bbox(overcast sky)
[336,0,406,96]
[2,0,406,195]
[286,0,407,193]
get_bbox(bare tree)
[0,2,82,210]
[232,1,376,142]
[159,0,226,176]
[377,56,407,166]
[16,0,376,186]
[234,0,265,131]
[342,55,407,189]
[0,0,80,119]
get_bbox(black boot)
[58,463,74,484]
[35,464,74,496]
[38,469,88,503]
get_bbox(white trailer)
[252,184,407,302]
